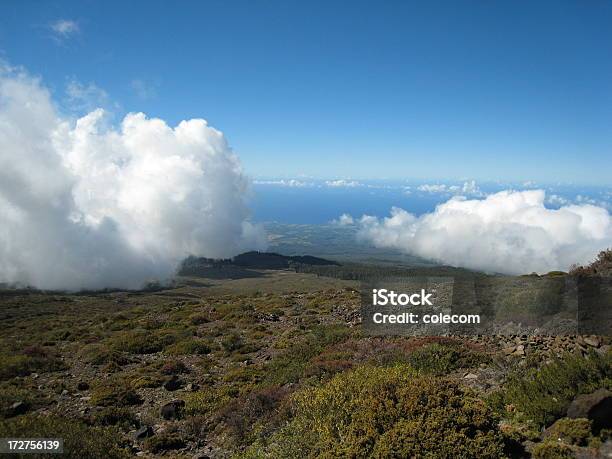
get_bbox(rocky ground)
[0,270,610,458]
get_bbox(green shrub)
[253,365,505,458]
[184,386,235,417]
[222,333,244,352]
[107,329,174,354]
[545,417,592,446]
[0,347,66,380]
[406,343,490,376]
[129,373,165,389]
[165,338,211,355]
[90,380,143,407]
[0,355,34,380]
[532,441,574,459]
[90,407,138,430]
[189,312,210,325]
[264,325,353,385]
[144,432,186,453]
[80,344,129,366]
[0,384,36,418]
[0,414,129,458]
[223,366,264,384]
[492,350,611,426]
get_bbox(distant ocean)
[250,180,612,225]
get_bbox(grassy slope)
[0,268,610,458]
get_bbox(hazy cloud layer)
[325,179,362,188]
[50,19,79,40]
[253,179,313,187]
[417,180,483,197]
[0,66,265,290]
[253,178,363,188]
[355,190,611,274]
[131,79,158,100]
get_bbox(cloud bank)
[0,66,265,290]
[325,179,362,188]
[253,178,363,188]
[355,190,611,274]
[417,180,483,197]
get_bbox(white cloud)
[546,194,570,206]
[417,180,483,197]
[460,179,483,196]
[325,179,361,188]
[332,213,355,226]
[356,190,612,274]
[418,183,448,193]
[50,19,79,40]
[0,65,265,291]
[253,179,312,187]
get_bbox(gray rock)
[161,399,185,420]
[513,344,526,356]
[134,425,154,440]
[583,336,601,348]
[503,346,516,356]
[10,401,28,416]
[77,381,89,391]
[567,389,612,431]
[185,382,199,392]
[163,375,184,391]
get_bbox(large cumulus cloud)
[0,66,265,290]
[355,190,611,274]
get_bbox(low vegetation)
[490,350,612,426]
[0,415,129,458]
[245,365,505,458]
[0,267,609,457]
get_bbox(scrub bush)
[492,350,611,426]
[0,415,129,458]
[251,365,505,458]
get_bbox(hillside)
[570,249,612,277]
[0,264,610,458]
[178,251,339,279]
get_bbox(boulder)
[583,336,601,348]
[163,375,184,391]
[134,425,154,440]
[161,399,185,420]
[77,381,89,391]
[513,344,526,356]
[503,346,516,356]
[567,389,612,431]
[185,382,199,392]
[10,401,28,416]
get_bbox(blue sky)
[1,0,611,184]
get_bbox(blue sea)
[250,180,612,224]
